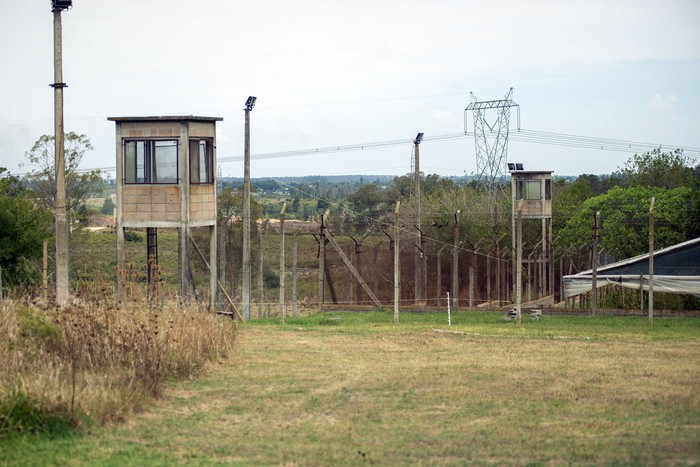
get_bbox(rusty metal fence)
[204,215,699,320]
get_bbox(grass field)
[2,311,699,465]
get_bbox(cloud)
[431,110,461,132]
[648,94,678,110]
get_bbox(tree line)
[2,130,698,290]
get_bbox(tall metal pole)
[52,7,69,306]
[242,98,254,320]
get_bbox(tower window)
[124,139,178,184]
[189,139,214,184]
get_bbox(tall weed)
[0,296,236,434]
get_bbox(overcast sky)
[1,0,699,180]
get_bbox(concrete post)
[53,10,69,306]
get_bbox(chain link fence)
[199,211,699,322]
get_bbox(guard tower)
[109,115,222,308]
[509,166,553,300]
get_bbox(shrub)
[0,298,237,434]
[0,388,72,437]
[124,230,143,242]
[16,305,63,354]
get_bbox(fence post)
[649,197,655,326]
[43,239,48,304]
[394,201,400,323]
[516,200,523,325]
[292,235,298,318]
[452,210,460,310]
[279,203,286,323]
[318,211,327,311]
[348,241,355,304]
[592,211,600,315]
[258,224,264,319]
[436,246,444,306]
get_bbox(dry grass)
[3,316,698,465]
[0,295,236,434]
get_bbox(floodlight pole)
[413,134,423,305]
[242,99,253,321]
[52,5,69,307]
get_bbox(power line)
[58,128,700,175]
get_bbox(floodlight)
[414,132,424,145]
[515,163,524,170]
[51,0,72,12]
[507,163,515,171]
[244,96,257,111]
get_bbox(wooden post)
[452,210,460,310]
[649,197,655,325]
[279,203,286,323]
[394,201,400,323]
[591,211,600,315]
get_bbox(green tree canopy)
[346,184,390,231]
[0,168,53,286]
[613,148,693,189]
[557,185,693,259]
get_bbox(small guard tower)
[509,165,553,299]
[109,115,222,307]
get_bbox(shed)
[563,237,700,299]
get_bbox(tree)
[0,168,53,286]
[552,177,594,233]
[557,185,692,259]
[100,197,115,215]
[22,132,103,225]
[316,198,330,212]
[345,184,390,231]
[613,148,693,189]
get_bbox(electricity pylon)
[465,88,519,193]
[465,88,520,305]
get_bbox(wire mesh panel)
[217,234,698,321]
